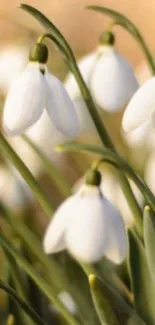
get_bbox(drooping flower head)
[2,41,79,137]
[43,169,127,264]
[65,30,138,113]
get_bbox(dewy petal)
[43,195,80,254]
[90,47,138,112]
[45,70,79,138]
[65,52,98,99]
[2,63,46,136]
[122,77,155,132]
[66,186,108,263]
[103,198,127,264]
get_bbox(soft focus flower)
[122,119,154,149]
[43,171,127,264]
[65,31,138,113]
[73,171,142,225]
[122,77,155,132]
[2,43,79,137]
[0,46,27,93]
[0,165,33,211]
[8,111,68,177]
[58,291,77,314]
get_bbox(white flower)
[122,77,155,132]
[73,172,142,225]
[8,111,67,177]
[90,46,138,112]
[65,44,138,112]
[2,62,79,137]
[122,119,154,149]
[58,291,77,314]
[43,183,127,264]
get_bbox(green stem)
[0,233,81,325]
[0,132,53,215]
[22,134,71,198]
[0,280,47,325]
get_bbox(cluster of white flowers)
[2,29,153,265]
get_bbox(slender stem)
[0,132,53,216]
[20,4,143,235]
[0,281,47,325]
[22,134,71,198]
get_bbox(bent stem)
[19,4,143,235]
[0,132,53,216]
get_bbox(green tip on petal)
[29,43,48,64]
[85,169,102,186]
[100,30,115,46]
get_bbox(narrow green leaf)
[89,274,146,325]
[0,202,69,293]
[0,132,53,215]
[144,205,155,283]
[0,233,80,325]
[20,4,71,58]
[0,280,47,325]
[22,135,71,198]
[87,5,155,74]
[128,228,155,325]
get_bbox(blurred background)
[0,0,155,324]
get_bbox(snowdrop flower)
[0,165,33,211]
[122,119,154,149]
[8,111,68,177]
[73,170,142,225]
[122,77,155,132]
[43,169,127,264]
[58,291,77,314]
[2,42,79,137]
[65,31,138,112]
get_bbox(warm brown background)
[0,0,154,68]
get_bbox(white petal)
[66,186,108,263]
[45,70,79,138]
[91,47,138,112]
[103,198,127,264]
[43,195,80,254]
[65,52,98,99]
[122,119,153,148]
[2,63,46,136]
[122,77,155,132]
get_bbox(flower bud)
[100,31,115,46]
[29,43,48,64]
[85,169,102,186]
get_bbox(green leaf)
[0,202,69,293]
[89,274,146,325]
[0,233,80,325]
[0,280,47,325]
[87,5,155,74]
[144,205,155,283]
[0,132,53,215]
[22,135,71,198]
[128,228,155,325]
[20,4,71,59]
